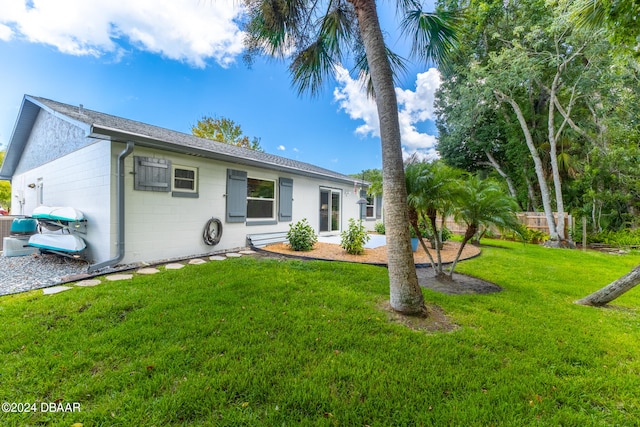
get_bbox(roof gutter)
[88,141,134,272]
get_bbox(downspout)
[88,141,134,272]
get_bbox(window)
[172,165,198,197]
[366,196,375,218]
[226,169,292,224]
[247,178,275,220]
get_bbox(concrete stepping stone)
[43,286,73,295]
[165,263,185,270]
[225,253,242,258]
[209,255,226,261]
[105,274,133,281]
[239,250,256,255]
[137,267,160,275]
[188,258,206,265]
[75,279,102,287]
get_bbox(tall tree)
[436,0,633,246]
[243,0,457,315]
[571,0,640,307]
[192,115,264,151]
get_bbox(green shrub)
[287,218,317,251]
[503,225,548,244]
[374,221,386,234]
[341,218,370,255]
[583,228,640,247]
[416,219,451,246]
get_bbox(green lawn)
[1,241,639,426]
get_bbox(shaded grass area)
[1,241,639,425]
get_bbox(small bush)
[503,225,548,244]
[374,221,386,234]
[583,228,640,247]
[287,218,317,251]
[341,218,370,255]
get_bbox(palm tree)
[447,176,521,278]
[243,0,457,315]
[405,159,461,280]
[405,161,437,270]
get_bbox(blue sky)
[0,0,441,176]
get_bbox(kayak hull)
[28,234,86,253]
[32,206,85,222]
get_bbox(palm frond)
[318,3,355,59]
[570,0,607,31]
[353,45,408,98]
[243,0,313,58]
[399,6,459,69]
[290,37,336,96]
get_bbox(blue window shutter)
[226,169,247,223]
[360,190,367,220]
[375,195,382,219]
[278,178,293,222]
[134,156,171,191]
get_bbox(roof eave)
[91,125,358,186]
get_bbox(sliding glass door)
[319,189,341,233]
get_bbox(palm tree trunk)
[409,208,436,270]
[426,212,444,277]
[350,0,425,315]
[576,264,640,306]
[448,225,477,278]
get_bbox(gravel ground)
[0,253,93,296]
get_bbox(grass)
[1,241,639,426]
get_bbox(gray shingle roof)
[27,95,358,184]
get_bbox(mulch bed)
[258,240,501,295]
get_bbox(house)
[0,95,382,270]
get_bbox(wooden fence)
[0,216,14,252]
[443,212,574,237]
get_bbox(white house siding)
[120,146,362,265]
[10,140,113,263]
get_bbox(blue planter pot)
[411,237,419,252]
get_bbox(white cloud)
[277,145,285,151]
[0,0,245,67]
[333,65,442,160]
[0,23,13,41]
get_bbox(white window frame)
[172,165,198,194]
[246,177,276,221]
[365,195,375,219]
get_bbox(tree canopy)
[192,116,264,152]
[435,0,640,236]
